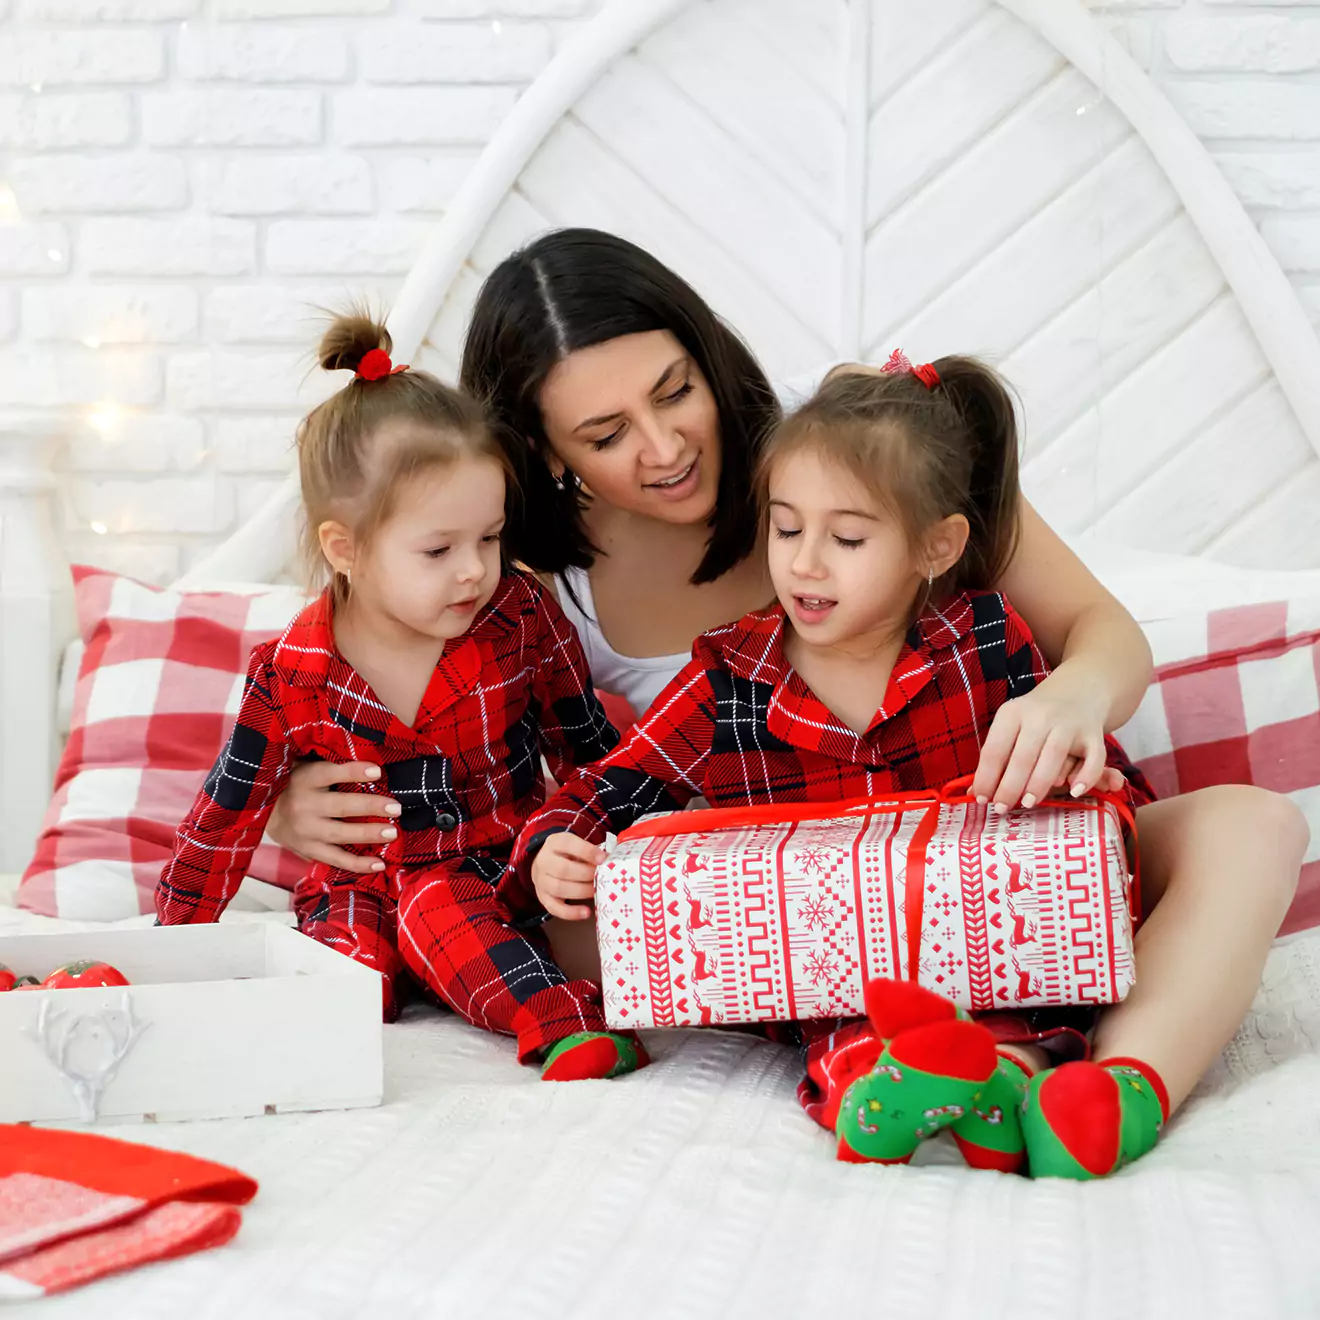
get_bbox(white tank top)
[555,566,689,718]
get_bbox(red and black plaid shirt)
[509,590,1150,905]
[158,570,619,924]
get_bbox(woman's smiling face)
[537,330,723,525]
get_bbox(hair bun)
[318,308,391,375]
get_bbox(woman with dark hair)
[269,227,1305,1126]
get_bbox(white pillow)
[1066,537,1320,624]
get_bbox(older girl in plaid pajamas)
[515,355,1187,1176]
[156,310,646,1083]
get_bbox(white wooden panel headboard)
[174,0,1320,592]
[3,0,1319,869]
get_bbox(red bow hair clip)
[880,348,940,390]
[355,348,410,382]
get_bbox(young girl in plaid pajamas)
[156,310,647,1083]
[511,352,1179,1176]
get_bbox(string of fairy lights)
[4,15,513,548]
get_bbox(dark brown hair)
[299,308,509,599]
[760,357,1022,595]
[459,228,781,585]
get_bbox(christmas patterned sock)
[541,1031,649,1082]
[835,980,998,1165]
[1021,1056,1169,1180]
[950,1052,1031,1173]
[864,977,962,1038]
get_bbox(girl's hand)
[266,760,401,874]
[971,681,1114,811]
[532,834,605,921]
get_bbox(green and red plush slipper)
[1021,1056,1168,1179]
[835,979,998,1165]
[541,1031,649,1082]
[950,1052,1031,1173]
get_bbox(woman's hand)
[972,674,1121,810]
[266,761,401,874]
[531,834,605,921]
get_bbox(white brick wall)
[1,0,1318,582]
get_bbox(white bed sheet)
[11,533,1320,1318]
[5,884,1320,1320]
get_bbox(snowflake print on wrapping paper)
[805,948,837,985]
[795,846,833,875]
[799,893,835,931]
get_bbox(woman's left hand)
[971,676,1121,809]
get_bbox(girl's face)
[766,448,930,652]
[336,451,506,644]
[537,330,722,526]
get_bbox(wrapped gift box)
[594,788,1136,1030]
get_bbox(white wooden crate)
[0,924,383,1125]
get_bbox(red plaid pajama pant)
[293,852,608,1060]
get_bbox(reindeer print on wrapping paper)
[1000,838,1047,1004]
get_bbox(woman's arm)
[972,498,1153,808]
[997,499,1152,711]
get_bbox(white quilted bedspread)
[5,888,1320,1320]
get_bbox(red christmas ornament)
[42,960,130,990]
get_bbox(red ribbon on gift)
[618,776,1140,987]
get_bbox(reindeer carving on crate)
[25,992,150,1121]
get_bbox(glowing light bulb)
[88,403,123,437]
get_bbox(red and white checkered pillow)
[1117,598,1320,938]
[17,567,310,921]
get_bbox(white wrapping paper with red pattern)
[594,788,1137,1029]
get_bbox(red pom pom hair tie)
[355,347,409,382]
[880,348,940,391]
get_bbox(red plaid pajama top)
[509,590,1152,904]
[157,570,620,924]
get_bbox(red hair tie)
[355,348,409,382]
[880,348,939,391]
